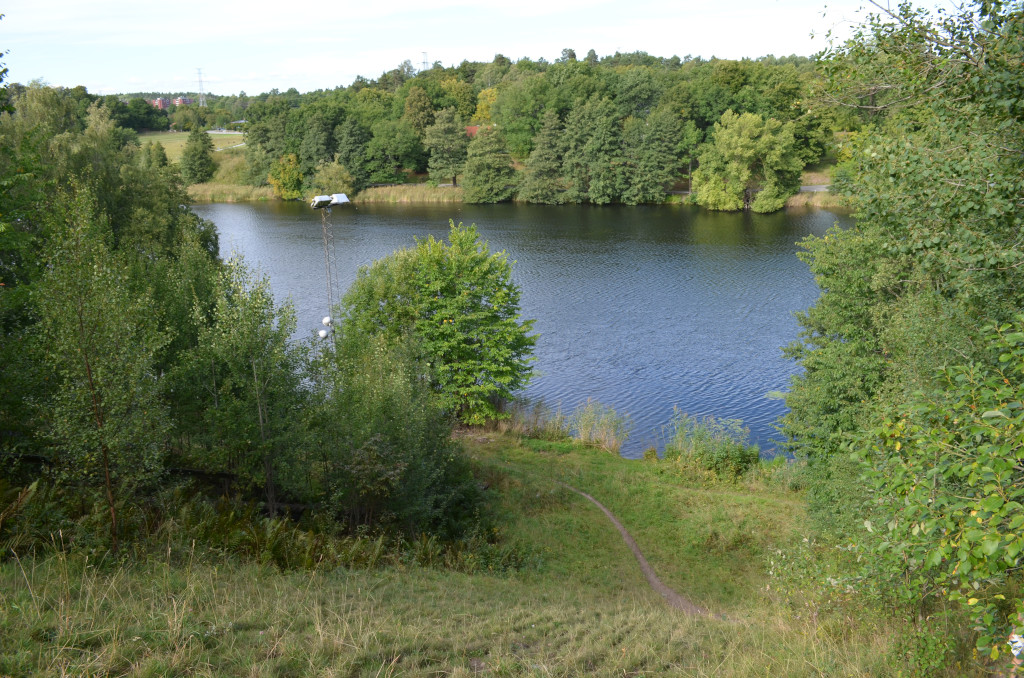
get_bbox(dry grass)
[187,183,275,203]
[784,191,848,209]
[800,169,833,186]
[356,184,465,203]
[0,433,951,676]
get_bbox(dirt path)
[559,482,708,616]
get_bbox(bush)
[307,329,482,539]
[664,410,760,477]
[341,221,536,425]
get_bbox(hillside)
[1,433,907,677]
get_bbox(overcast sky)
[2,0,877,96]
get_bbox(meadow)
[139,130,247,163]
[1,431,927,677]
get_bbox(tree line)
[232,51,839,210]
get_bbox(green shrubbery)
[341,221,536,425]
[663,411,760,478]
[0,86,519,563]
[569,400,633,454]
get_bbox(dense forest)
[2,0,1024,674]
[6,49,842,211]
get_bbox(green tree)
[423,107,468,186]
[691,110,801,213]
[35,191,171,551]
[562,95,623,204]
[518,109,566,204]
[440,77,476,120]
[364,119,424,184]
[784,0,1024,657]
[140,140,168,169]
[267,153,304,199]
[309,160,356,197]
[307,329,480,536]
[180,258,307,514]
[402,85,434,136]
[341,221,536,424]
[856,319,1024,660]
[461,126,517,203]
[333,117,371,192]
[619,108,683,205]
[179,125,215,184]
[298,113,332,176]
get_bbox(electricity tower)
[196,68,207,107]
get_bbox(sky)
[1,0,879,96]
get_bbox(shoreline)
[189,182,846,210]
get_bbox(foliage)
[619,107,684,205]
[517,110,565,204]
[663,410,759,478]
[364,119,424,184]
[267,153,304,200]
[423,107,467,186]
[309,160,355,198]
[855,319,1024,659]
[783,0,1024,668]
[569,400,632,454]
[341,221,536,424]
[33,189,171,550]
[307,329,481,537]
[691,110,802,213]
[461,126,517,203]
[175,257,308,514]
[401,85,434,135]
[179,126,215,184]
[785,0,1024,459]
[139,140,168,168]
[562,95,623,204]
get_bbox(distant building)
[173,96,194,106]
[150,97,170,110]
[465,125,480,138]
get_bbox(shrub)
[664,410,760,477]
[341,221,536,425]
[307,329,482,539]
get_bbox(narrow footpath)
[558,482,709,616]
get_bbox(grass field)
[139,130,246,163]
[0,432,933,677]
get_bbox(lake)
[191,201,852,458]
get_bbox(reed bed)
[187,183,275,203]
[355,184,464,203]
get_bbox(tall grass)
[0,431,924,677]
[187,183,275,203]
[663,409,760,477]
[186,148,275,202]
[356,184,464,203]
[784,191,847,208]
[569,399,632,454]
[491,399,570,440]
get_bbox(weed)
[663,409,759,478]
[569,399,632,454]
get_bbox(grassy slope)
[0,433,898,677]
[139,130,246,163]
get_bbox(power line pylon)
[196,68,207,107]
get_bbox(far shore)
[187,181,845,209]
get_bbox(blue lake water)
[192,201,852,458]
